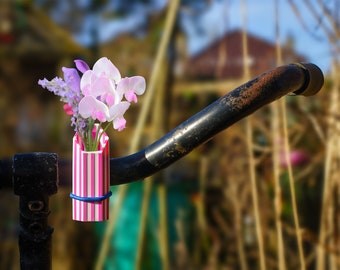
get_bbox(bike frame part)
[109,63,324,185]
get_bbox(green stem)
[82,120,111,151]
[83,119,96,151]
[92,123,102,150]
[85,119,95,151]
[94,122,111,150]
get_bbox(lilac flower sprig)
[38,57,146,151]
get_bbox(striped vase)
[71,127,111,222]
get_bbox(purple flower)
[62,67,81,94]
[38,64,87,137]
[74,59,90,73]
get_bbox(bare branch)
[316,0,340,39]
[302,0,336,41]
[287,0,325,41]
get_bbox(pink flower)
[92,57,121,83]
[63,104,73,115]
[114,117,127,132]
[78,57,145,131]
[109,102,131,131]
[117,76,146,103]
[280,150,309,167]
[79,96,131,131]
[39,56,146,150]
[78,96,110,122]
[80,57,122,105]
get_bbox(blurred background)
[0,0,338,269]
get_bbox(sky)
[179,0,331,74]
[52,0,331,74]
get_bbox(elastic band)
[70,191,112,202]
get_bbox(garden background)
[0,0,339,269]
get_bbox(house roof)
[184,29,306,80]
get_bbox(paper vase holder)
[71,128,111,222]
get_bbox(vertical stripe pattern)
[72,129,110,222]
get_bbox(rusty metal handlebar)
[0,63,324,188]
[109,62,324,185]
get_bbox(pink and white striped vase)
[70,127,111,222]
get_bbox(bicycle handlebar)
[0,63,324,188]
[109,63,324,185]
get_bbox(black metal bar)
[0,63,324,188]
[109,62,324,184]
[13,152,58,270]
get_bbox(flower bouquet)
[39,57,146,221]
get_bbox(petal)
[62,67,76,81]
[108,101,130,122]
[116,77,130,96]
[113,117,126,131]
[93,57,121,82]
[74,59,90,73]
[116,76,146,101]
[38,78,48,88]
[105,94,115,106]
[79,96,110,122]
[92,77,113,97]
[114,90,124,105]
[129,76,146,95]
[125,90,137,103]
[78,96,96,118]
[62,67,81,92]
[95,111,106,122]
[93,102,110,122]
[80,70,95,95]
[63,104,73,115]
